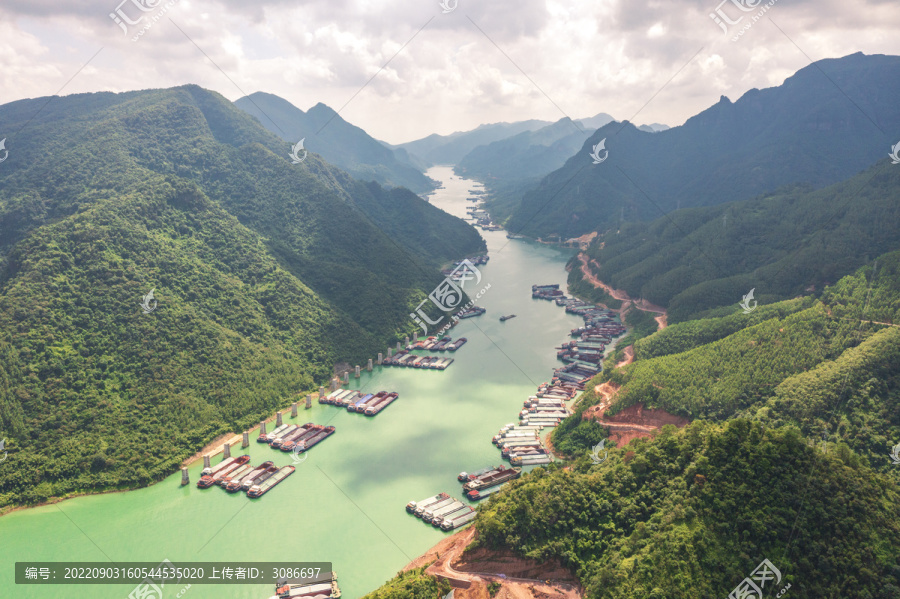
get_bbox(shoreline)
[1,398,320,519]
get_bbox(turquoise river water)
[0,166,596,599]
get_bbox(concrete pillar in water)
[319,386,325,398]
[330,378,338,391]
[396,341,402,351]
[306,394,313,409]
[343,371,349,384]
[276,412,283,426]
[291,402,298,418]
[388,348,393,358]
[242,432,250,448]
[354,365,361,378]
[203,454,211,469]
[404,336,410,347]
[259,421,267,436]
[367,358,373,372]
[181,467,189,486]
[377,352,383,365]
[222,443,231,459]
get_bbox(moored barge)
[441,508,477,530]
[197,455,251,488]
[407,492,449,514]
[294,425,336,453]
[247,465,295,498]
[226,461,273,492]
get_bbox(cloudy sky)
[2,0,899,144]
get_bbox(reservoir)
[0,166,586,599]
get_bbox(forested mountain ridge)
[575,158,900,322]
[570,251,900,476]
[506,52,900,239]
[235,92,437,193]
[0,85,483,508]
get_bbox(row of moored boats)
[197,456,294,498]
[319,389,399,416]
[382,351,454,370]
[406,335,467,352]
[258,421,336,452]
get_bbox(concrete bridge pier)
[242,432,250,448]
[181,468,189,486]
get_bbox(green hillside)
[0,86,482,509]
[578,158,900,322]
[574,253,900,474]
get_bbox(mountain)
[638,122,669,133]
[0,85,483,508]
[575,158,900,322]
[579,113,616,130]
[394,114,616,168]
[506,52,900,239]
[566,251,900,473]
[456,116,609,184]
[234,92,437,193]
[392,119,553,166]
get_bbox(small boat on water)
[500,314,516,322]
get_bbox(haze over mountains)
[504,52,900,240]
[457,116,609,185]
[235,92,438,194]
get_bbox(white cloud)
[0,0,898,143]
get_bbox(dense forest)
[576,159,900,321]
[582,254,900,475]
[0,86,484,509]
